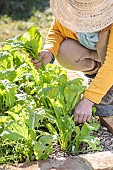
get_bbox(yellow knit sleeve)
[44,18,65,57]
[84,25,113,104]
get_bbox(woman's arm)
[84,25,113,104]
[44,18,66,57]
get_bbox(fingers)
[38,51,45,59]
[30,52,47,69]
[30,50,53,69]
[39,50,52,60]
[30,51,46,64]
[78,114,83,124]
[34,63,41,69]
[31,59,39,64]
[30,58,41,69]
[74,112,88,123]
[82,114,88,123]
[31,56,52,69]
[42,56,52,65]
[87,114,92,122]
[74,113,79,122]
[74,97,93,124]
[74,110,92,123]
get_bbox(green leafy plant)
[0,26,101,164]
[73,120,101,154]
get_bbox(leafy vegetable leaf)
[34,135,54,160]
[0,51,13,61]
[18,26,42,59]
[1,121,29,141]
[0,79,17,107]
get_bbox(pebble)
[94,126,113,152]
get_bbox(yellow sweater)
[44,19,113,104]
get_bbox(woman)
[31,0,113,123]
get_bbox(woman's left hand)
[31,50,53,69]
[74,97,94,123]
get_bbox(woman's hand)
[74,97,94,123]
[31,50,53,69]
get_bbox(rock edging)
[1,151,113,170]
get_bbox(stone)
[79,151,113,170]
[1,151,113,170]
[11,157,91,170]
[99,116,113,134]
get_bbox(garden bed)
[0,58,113,169]
[0,1,113,169]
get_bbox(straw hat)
[50,0,113,33]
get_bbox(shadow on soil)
[0,0,50,20]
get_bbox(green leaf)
[0,51,13,61]
[46,123,58,135]
[92,107,97,117]
[26,108,45,130]
[56,74,68,84]
[29,129,36,142]
[34,135,54,160]
[80,123,92,138]
[0,116,11,124]
[88,120,100,131]
[14,63,30,81]
[38,86,58,99]
[0,79,17,107]
[18,26,42,59]
[1,121,29,141]
[74,121,100,154]
[82,136,101,150]
[0,68,17,81]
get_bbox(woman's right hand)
[31,50,53,69]
[74,97,94,123]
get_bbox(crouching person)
[31,0,113,123]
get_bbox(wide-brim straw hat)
[50,0,113,33]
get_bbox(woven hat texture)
[50,0,113,32]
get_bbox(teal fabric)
[78,32,99,50]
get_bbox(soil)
[94,125,113,151]
[48,123,113,159]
